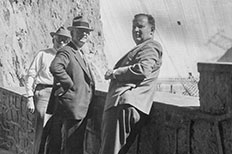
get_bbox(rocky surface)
[0,87,33,153]
[0,0,107,87]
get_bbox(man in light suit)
[99,13,163,154]
[46,16,95,154]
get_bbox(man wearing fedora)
[25,26,71,154]
[46,16,95,154]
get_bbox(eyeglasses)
[74,29,90,35]
[54,36,70,44]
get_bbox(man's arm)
[25,51,43,113]
[50,50,74,91]
[25,52,43,97]
[113,46,162,82]
[46,81,57,114]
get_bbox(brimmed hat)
[67,16,93,31]
[50,26,71,38]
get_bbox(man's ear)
[150,29,154,35]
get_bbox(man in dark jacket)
[46,16,95,154]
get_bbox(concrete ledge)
[0,149,14,154]
[198,62,232,72]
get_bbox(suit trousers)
[61,118,87,154]
[99,104,148,154]
[38,113,63,154]
[33,86,52,154]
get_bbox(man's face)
[132,15,153,45]
[53,35,70,50]
[71,28,90,48]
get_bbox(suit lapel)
[74,51,92,79]
[82,54,95,83]
[87,63,95,85]
[69,47,91,79]
[67,42,92,80]
[114,39,153,69]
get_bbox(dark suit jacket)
[104,39,162,114]
[47,41,95,120]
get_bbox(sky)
[100,0,232,78]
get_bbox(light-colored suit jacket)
[104,39,162,114]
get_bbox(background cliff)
[0,0,107,88]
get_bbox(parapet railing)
[1,62,232,154]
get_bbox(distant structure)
[182,74,199,97]
[157,72,199,97]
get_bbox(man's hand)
[54,87,65,96]
[27,97,35,113]
[105,69,115,80]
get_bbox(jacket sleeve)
[114,45,162,82]
[50,50,74,91]
[46,82,56,114]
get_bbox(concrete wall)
[0,86,227,154]
[1,62,232,154]
[0,87,34,154]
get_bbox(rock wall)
[2,62,232,154]
[0,0,107,87]
[0,87,33,154]
[2,86,232,154]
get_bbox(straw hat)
[50,26,71,38]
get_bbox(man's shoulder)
[144,39,162,52]
[38,48,55,54]
[59,43,76,53]
[59,46,71,52]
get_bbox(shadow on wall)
[218,47,232,62]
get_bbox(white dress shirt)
[25,48,57,97]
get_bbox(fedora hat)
[50,26,71,38]
[67,16,93,31]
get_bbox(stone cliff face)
[0,0,107,87]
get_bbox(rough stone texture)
[0,0,107,87]
[139,104,232,154]
[79,86,232,154]
[2,62,232,154]
[139,104,191,154]
[198,62,232,114]
[0,87,34,154]
[222,120,232,154]
[2,86,232,154]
